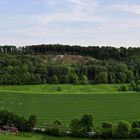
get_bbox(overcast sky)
[1,0,140,47]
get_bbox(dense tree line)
[0,45,140,85]
[0,54,139,85]
[33,113,140,139]
[1,110,140,139]
[0,110,37,131]
[0,45,140,60]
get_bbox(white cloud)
[112,4,140,15]
[68,0,88,6]
[1,0,140,47]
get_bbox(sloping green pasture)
[0,84,130,94]
[0,91,139,126]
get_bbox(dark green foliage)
[0,110,36,132]
[16,45,140,61]
[80,114,93,132]
[81,75,88,84]
[96,72,108,84]
[119,85,129,91]
[69,73,79,84]
[132,120,140,128]
[115,121,131,138]
[70,118,81,136]
[101,129,113,139]
[102,121,113,129]
[117,72,127,83]
[45,127,64,137]
[27,115,37,131]
[56,87,62,91]
[126,70,134,82]
[53,120,62,126]
[108,72,116,83]
[130,81,140,91]
[130,128,140,138]
[0,45,140,85]
[50,75,59,84]
[101,122,113,139]
[69,114,93,137]
[45,119,64,137]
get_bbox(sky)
[1,0,140,47]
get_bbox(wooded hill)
[0,44,140,85]
[0,44,140,60]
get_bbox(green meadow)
[0,84,139,127]
[0,84,134,94]
[0,133,89,140]
[0,133,138,140]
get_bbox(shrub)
[95,72,108,84]
[115,121,131,138]
[50,75,59,84]
[119,85,129,91]
[80,114,93,132]
[92,130,101,139]
[69,114,94,138]
[132,120,140,128]
[101,129,113,139]
[102,121,113,129]
[45,127,64,137]
[53,120,62,125]
[56,87,62,91]
[69,73,79,84]
[81,75,88,84]
[130,128,140,138]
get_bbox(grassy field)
[0,84,140,140]
[0,84,139,126]
[0,133,89,140]
[0,133,138,140]
[0,84,133,94]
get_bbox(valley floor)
[0,84,139,127]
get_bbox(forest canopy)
[0,44,139,85]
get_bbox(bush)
[115,121,131,138]
[50,75,59,84]
[132,120,140,128]
[119,85,129,91]
[56,87,62,91]
[53,120,62,125]
[92,130,101,139]
[69,114,94,138]
[102,121,113,129]
[95,72,108,84]
[130,81,136,89]
[135,84,140,91]
[81,75,88,84]
[80,114,93,132]
[101,121,113,139]
[130,128,140,138]
[45,127,64,137]
[58,75,69,83]
[130,80,140,91]
[69,73,79,84]
[101,129,113,139]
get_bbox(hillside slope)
[42,55,97,64]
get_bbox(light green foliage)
[0,84,126,94]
